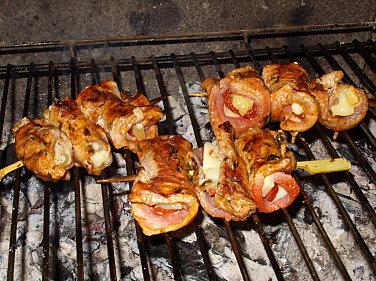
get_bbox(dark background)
[0,0,375,45]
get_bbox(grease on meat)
[129,135,199,236]
[44,98,112,175]
[13,118,73,181]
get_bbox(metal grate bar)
[132,57,183,281]
[0,64,11,143]
[298,45,376,225]
[151,56,218,281]
[228,48,285,281]
[110,59,151,281]
[337,42,376,93]
[281,209,320,281]
[188,51,253,281]
[264,48,322,281]
[298,135,376,273]
[90,59,118,281]
[41,62,56,281]
[275,44,355,280]
[294,176,352,281]
[205,51,255,281]
[70,51,85,281]
[352,39,376,72]
[7,63,34,281]
[314,44,376,148]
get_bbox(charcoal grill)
[0,23,375,281]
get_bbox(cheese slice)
[331,87,360,117]
[231,95,254,116]
[202,142,221,183]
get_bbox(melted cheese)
[262,174,275,197]
[331,87,360,117]
[202,142,221,183]
[231,95,254,116]
[223,105,240,118]
[132,124,146,140]
[291,103,304,115]
[91,150,110,168]
[54,139,72,166]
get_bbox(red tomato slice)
[252,172,300,213]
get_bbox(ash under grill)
[0,25,375,281]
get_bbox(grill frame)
[0,24,375,281]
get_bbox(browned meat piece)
[262,63,319,139]
[310,71,369,133]
[44,98,112,175]
[198,122,257,221]
[76,81,164,150]
[129,135,199,236]
[235,129,300,213]
[13,118,73,181]
[202,66,271,138]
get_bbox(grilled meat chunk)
[13,118,73,181]
[44,98,112,175]
[262,63,318,139]
[310,71,368,133]
[129,135,199,236]
[198,122,257,220]
[235,129,300,213]
[202,66,271,137]
[76,80,164,150]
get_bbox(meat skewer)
[44,98,113,175]
[12,117,74,181]
[202,66,271,138]
[128,135,200,236]
[309,71,369,139]
[262,63,319,142]
[198,122,257,220]
[76,80,164,151]
[235,129,300,212]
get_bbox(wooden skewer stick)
[0,160,24,181]
[97,175,138,183]
[188,92,208,97]
[296,158,351,174]
[97,157,351,183]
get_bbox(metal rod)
[0,64,11,144]
[228,50,285,281]
[70,51,84,281]
[352,39,376,72]
[90,59,118,281]
[293,176,352,281]
[171,53,203,147]
[7,63,34,281]
[41,62,55,281]
[263,48,322,281]
[111,60,151,281]
[205,51,253,281]
[281,209,320,281]
[132,55,184,281]
[298,135,376,273]
[152,56,217,281]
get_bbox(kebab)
[127,135,200,236]
[44,97,113,175]
[0,81,164,181]
[76,81,164,151]
[12,118,74,181]
[262,63,319,142]
[309,71,369,139]
[201,66,271,138]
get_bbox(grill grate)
[0,26,375,281]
